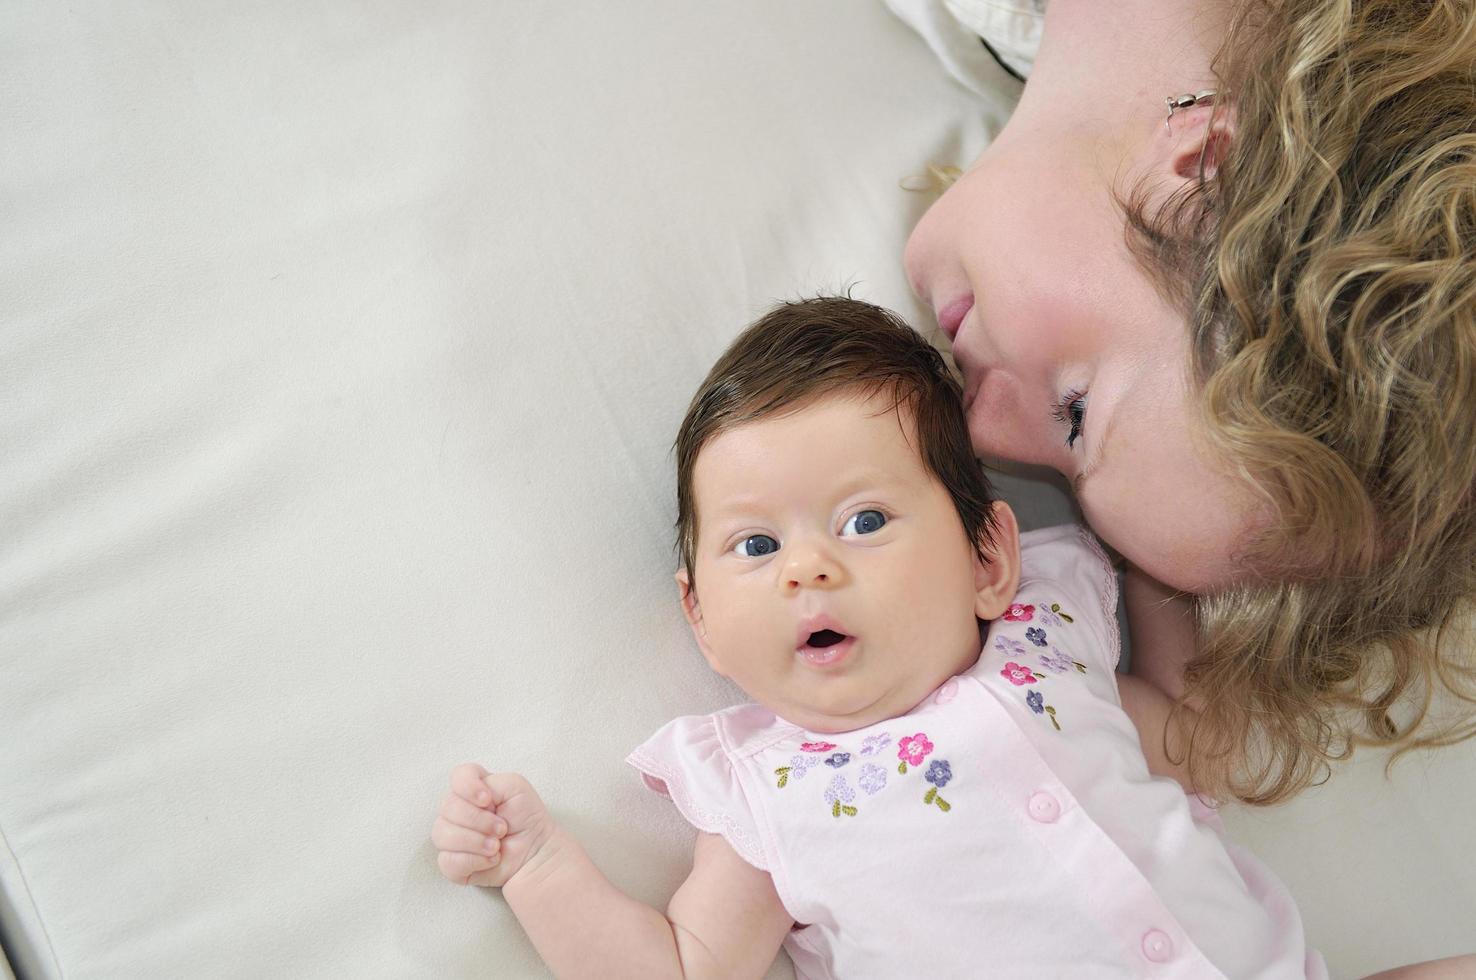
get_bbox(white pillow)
[0,2,1016,977]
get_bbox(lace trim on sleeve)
[626,748,768,872]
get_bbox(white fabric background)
[1,2,1471,978]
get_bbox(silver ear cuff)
[1164,90,1217,133]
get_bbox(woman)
[902,0,1476,806]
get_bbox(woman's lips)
[935,294,974,341]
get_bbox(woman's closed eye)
[1052,389,1087,449]
[734,534,780,557]
[840,509,888,536]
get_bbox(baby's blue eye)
[842,510,887,536]
[734,534,779,557]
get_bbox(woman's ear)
[675,568,725,676]
[973,501,1021,621]
[1162,102,1235,182]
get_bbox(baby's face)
[680,392,1018,733]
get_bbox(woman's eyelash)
[1051,389,1087,449]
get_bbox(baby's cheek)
[889,563,967,639]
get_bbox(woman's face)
[904,142,1261,593]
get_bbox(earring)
[1164,90,1217,134]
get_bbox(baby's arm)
[1118,565,1199,789]
[432,764,793,979]
[1362,954,1476,979]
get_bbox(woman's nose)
[902,217,932,302]
[903,192,949,303]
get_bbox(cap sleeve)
[626,713,768,871]
[1013,524,1122,673]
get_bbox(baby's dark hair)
[674,296,999,588]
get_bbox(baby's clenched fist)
[432,763,553,888]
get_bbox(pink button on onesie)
[629,526,1327,979]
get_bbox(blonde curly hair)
[1125,0,1476,804]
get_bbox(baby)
[432,297,1325,977]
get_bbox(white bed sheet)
[1,2,1471,978]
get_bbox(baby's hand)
[432,763,555,888]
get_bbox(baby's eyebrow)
[831,467,911,495]
[703,495,769,519]
[699,501,773,536]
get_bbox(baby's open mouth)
[806,629,848,648]
[795,618,855,667]
[798,628,854,667]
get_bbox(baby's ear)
[675,568,701,628]
[973,501,1022,621]
[675,568,724,675]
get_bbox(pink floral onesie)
[628,525,1327,979]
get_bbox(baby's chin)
[766,679,947,735]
